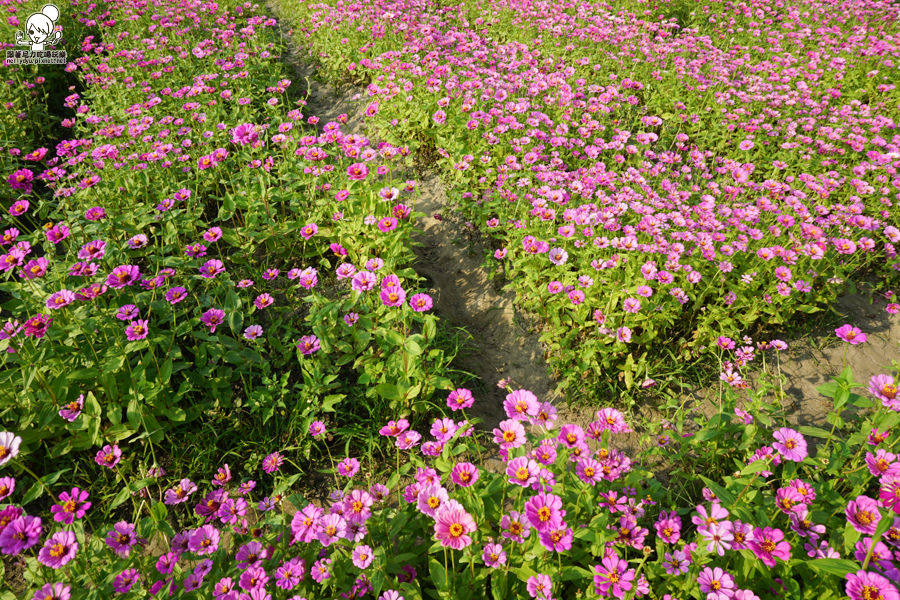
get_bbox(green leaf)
[428,557,447,592]
[797,426,832,439]
[150,502,167,522]
[159,358,173,384]
[110,485,132,510]
[21,480,43,506]
[375,383,401,401]
[806,558,859,577]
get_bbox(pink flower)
[337,457,360,477]
[493,419,526,450]
[380,285,406,307]
[451,462,479,487]
[698,566,736,600]
[447,388,474,411]
[482,543,506,568]
[352,544,374,569]
[300,223,318,239]
[105,521,137,557]
[409,293,433,312]
[434,500,476,550]
[38,530,78,568]
[835,324,867,344]
[593,554,634,597]
[124,319,149,341]
[870,374,899,410]
[748,527,791,567]
[846,495,882,534]
[773,427,808,462]
[296,335,319,355]
[845,570,900,600]
[95,444,122,468]
[201,308,226,333]
[524,491,564,532]
[526,573,553,599]
[504,389,540,421]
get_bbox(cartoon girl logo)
[15,5,62,52]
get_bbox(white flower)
[0,431,22,466]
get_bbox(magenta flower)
[124,319,149,341]
[199,259,225,278]
[38,530,78,568]
[164,479,197,505]
[262,452,284,474]
[244,324,264,340]
[189,525,220,555]
[493,419,526,450]
[870,374,899,411]
[105,521,137,557]
[845,570,900,600]
[113,568,140,593]
[538,522,572,552]
[447,388,474,411]
[409,293,433,312]
[201,308,225,333]
[46,289,75,310]
[51,487,91,523]
[32,583,70,600]
[95,444,122,468]
[309,421,326,436]
[527,574,553,599]
[593,554,635,597]
[296,335,320,355]
[698,567,736,600]
[253,293,274,310]
[343,489,374,524]
[106,264,141,288]
[434,499,476,550]
[311,557,332,583]
[835,324,867,344]
[451,462,479,487]
[773,427,808,462]
[0,514,41,555]
[317,513,347,547]
[482,542,506,568]
[290,503,323,544]
[211,464,231,487]
[379,419,410,437]
[380,285,406,307]
[504,389,540,421]
[846,495,882,534]
[700,522,734,556]
[352,544,374,569]
[165,286,188,304]
[748,527,791,567]
[524,491,564,532]
[346,163,368,180]
[337,457,360,478]
[879,473,900,513]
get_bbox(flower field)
[0,0,899,598]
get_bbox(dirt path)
[411,176,558,428]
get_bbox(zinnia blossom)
[748,527,790,567]
[835,324,867,345]
[845,570,900,600]
[434,500,476,550]
[95,444,122,468]
[772,428,808,462]
[593,554,635,597]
